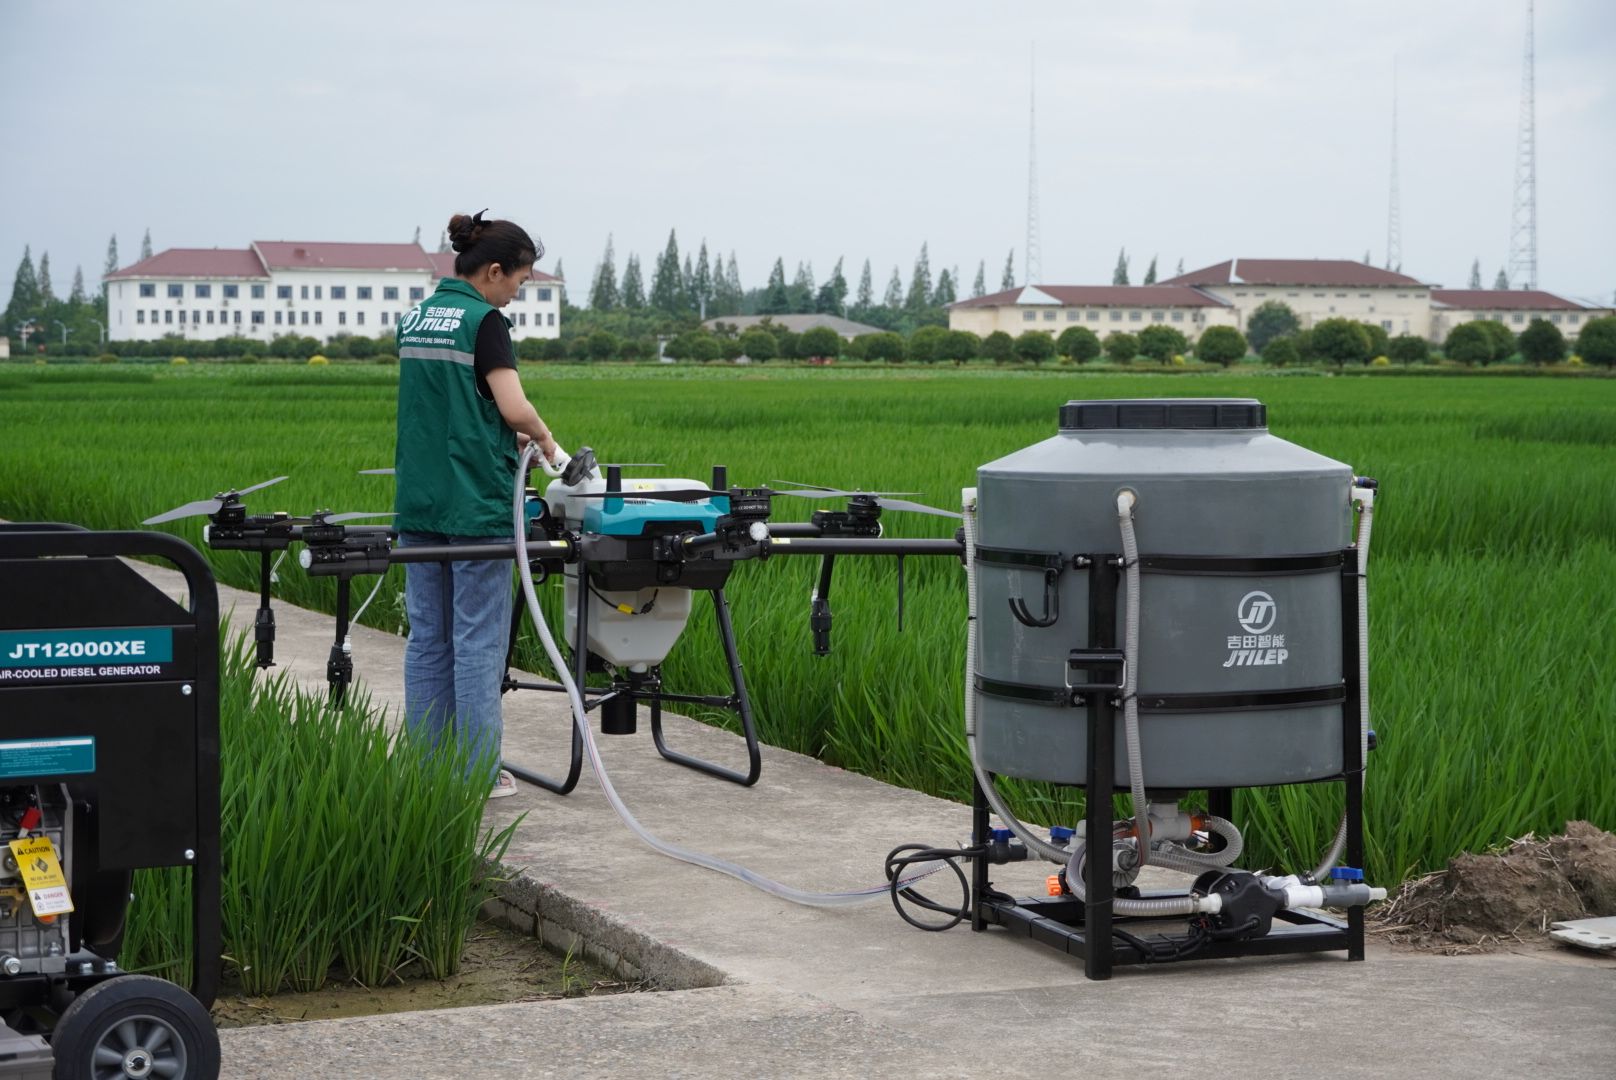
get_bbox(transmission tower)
[1386,57,1402,272]
[1024,44,1042,286]
[1508,0,1537,289]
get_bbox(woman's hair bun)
[446,210,488,254]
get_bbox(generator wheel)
[51,974,219,1080]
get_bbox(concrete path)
[128,561,1616,1080]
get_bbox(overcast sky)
[3,0,1612,308]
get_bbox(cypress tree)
[971,260,986,298]
[904,243,933,311]
[619,253,646,309]
[1112,248,1129,286]
[884,267,903,309]
[761,258,790,314]
[855,259,874,312]
[140,229,152,260]
[1001,249,1015,290]
[589,235,619,310]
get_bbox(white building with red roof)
[104,241,561,344]
[950,257,1610,346]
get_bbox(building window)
[314,311,322,325]
[1110,310,1122,322]
[1066,310,1079,321]
[1551,314,1563,324]
[517,288,527,302]
[1512,313,1525,324]
[1151,311,1165,322]
[1286,292,1299,298]
[338,311,347,325]
[1569,314,1580,325]
[277,285,292,300]
[206,310,214,324]
[167,283,184,298]
[1397,293,1409,298]
[380,312,389,326]
[223,284,239,299]
[251,284,265,299]
[1335,292,1347,298]
[252,311,264,325]
[1128,311,1142,322]
[357,286,372,300]
[356,312,365,326]
[409,287,425,301]
[518,312,527,326]
[196,284,212,298]
[1358,293,1371,298]
[1314,292,1326,298]
[299,285,309,300]
[331,286,346,300]
[139,283,156,298]
[1381,320,1392,331]
[1022,311,1036,322]
[136,310,145,324]
[1234,291,1247,298]
[1171,311,1184,322]
[1086,310,1099,322]
[274,311,283,326]
[383,287,398,301]
[547,312,555,326]
[164,310,173,324]
[538,288,552,302]
[314,285,323,300]
[300,311,309,325]
[150,309,158,322]
[1042,310,1056,322]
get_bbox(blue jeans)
[400,532,513,784]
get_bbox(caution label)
[8,836,73,916]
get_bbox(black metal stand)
[499,568,763,792]
[970,547,1367,978]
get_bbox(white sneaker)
[488,769,518,799]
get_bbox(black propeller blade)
[566,488,722,503]
[358,468,394,476]
[144,476,289,525]
[767,480,957,517]
[322,512,397,523]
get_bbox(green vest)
[393,277,516,536]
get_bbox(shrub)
[1261,337,1299,367]
[1103,331,1139,364]
[372,353,398,365]
[321,337,351,360]
[1387,333,1429,365]
[1477,319,1516,362]
[738,328,778,362]
[1309,318,1371,367]
[1194,325,1247,367]
[346,335,375,359]
[797,326,843,361]
[515,336,545,361]
[1244,301,1300,353]
[1361,322,1390,360]
[908,325,950,364]
[96,353,119,364]
[1056,325,1101,364]
[541,338,568,361]
[1577,315,1616,367]
[936,329,980,365]
[1443,322,1495,366]
[1013,330,1056,365]
[308,355,329,365]
[686,334,722,363]
[1137,324,1189,363]
[170,356,188,365]
[861,332,905,364]
[586,330,618,362]
[1370,355,1391,366]
[1517,318,1567,366]
[981,330,1015,364]
[1171,353,1187,366]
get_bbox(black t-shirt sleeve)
[473,310,516,400]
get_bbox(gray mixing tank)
[974,398,1355,789]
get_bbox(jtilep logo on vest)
[400,305,466,335]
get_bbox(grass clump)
[121,638,519,993]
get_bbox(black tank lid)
[1059,398,1267,431]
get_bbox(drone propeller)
[358,468,395,476]
[767,481,957,518]
[321,511,397,523]
[143,475,289,525]
[567,488,722,503]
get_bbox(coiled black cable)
[883,843,980,932]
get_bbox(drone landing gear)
[500,568,762,793]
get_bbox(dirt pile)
[1375,821,1616,951]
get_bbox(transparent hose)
[1309,486,1375,883]
[512,445,943,907]
[1116,490,1153,867]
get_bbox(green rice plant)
[3,366,1614,886]
[119,867,192,985]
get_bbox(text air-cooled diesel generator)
[0,524,220,1080]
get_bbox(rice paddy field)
[2,362,1613,885]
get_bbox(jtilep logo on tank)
[1224,590,1287,667]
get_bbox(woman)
[394,210,560,798]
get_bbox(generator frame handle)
[0,527,222,1008]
